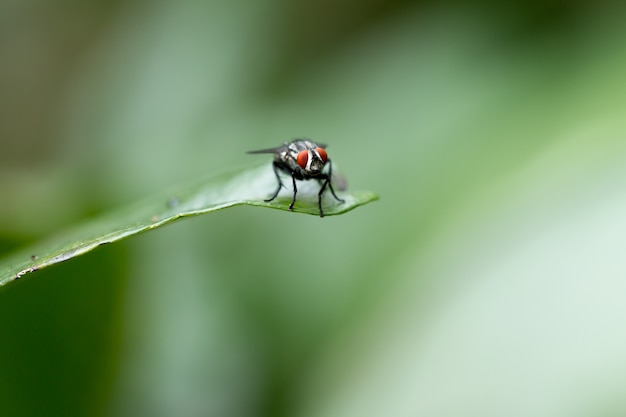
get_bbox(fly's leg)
[289,173,298,211]
[317,177,328,217]
[265,162,284,202]
[326,159,345,203]
[316,160,344,218]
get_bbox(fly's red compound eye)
[297,150,309,168]
[316,147,328,163]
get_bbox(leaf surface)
[0,164,378,287]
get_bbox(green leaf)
[0,164,378,287]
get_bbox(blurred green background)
[2,1,626,416]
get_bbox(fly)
[247,139,345,217]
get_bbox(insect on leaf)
[0,163,378,287]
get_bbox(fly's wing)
[246,143,289,155]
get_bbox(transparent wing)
[246,144,289,155]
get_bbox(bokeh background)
[2,1,626,416]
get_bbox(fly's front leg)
[326,159,345,203]
[289,173,298,211]
[317,176,329,217]
[265,161,284,202]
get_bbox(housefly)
[247,139,344,217]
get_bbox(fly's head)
[248,139,331,178]
[296,147,328,175]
